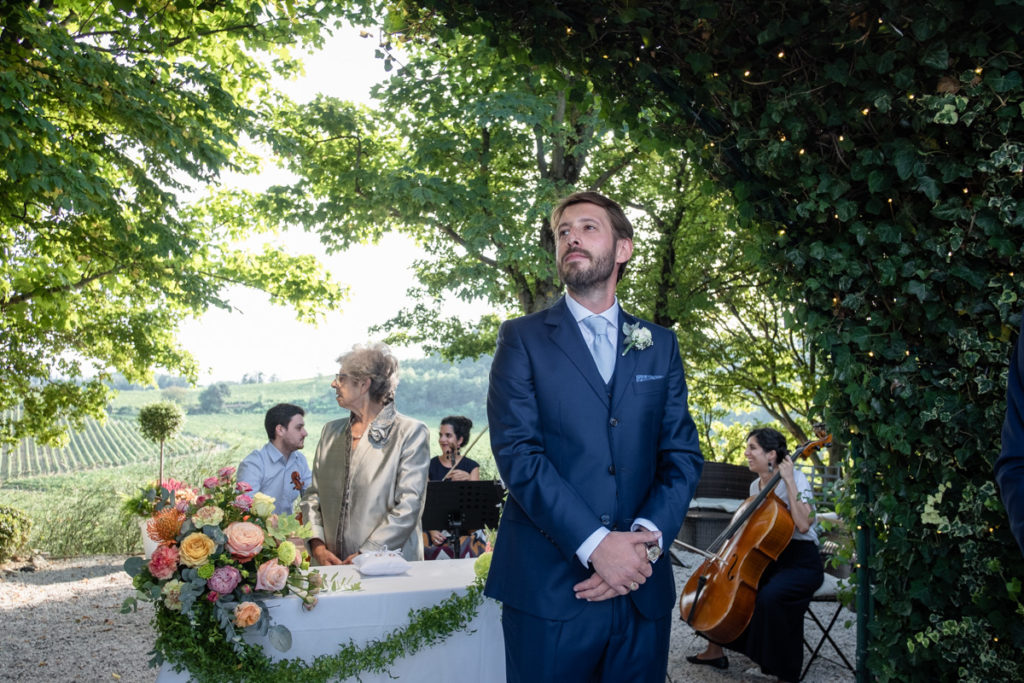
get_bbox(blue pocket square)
[635,374,664,382]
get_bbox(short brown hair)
[550,191,634,281]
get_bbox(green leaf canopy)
[0,1,349,447]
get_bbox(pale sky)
[178,25,493,384]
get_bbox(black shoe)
[686,654,729,670]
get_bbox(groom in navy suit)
[485,191,704,681]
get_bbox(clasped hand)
[573,529,660,602]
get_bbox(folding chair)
[801,572,855,680]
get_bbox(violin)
[442,440,463,481]
[291,470,305,524]
[677,434,832,643]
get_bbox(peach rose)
[224,521,265,562]
[179,532,216,567]
[234,601,262,628]
[148,544,179,580]
[255,558,290,592]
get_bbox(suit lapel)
[611,310,641,412]
[546,297,611,405]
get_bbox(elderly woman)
[301,343,430,565]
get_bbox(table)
[157,558,505,682]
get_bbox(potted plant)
[128,402,186,557]
[137,401,184,485]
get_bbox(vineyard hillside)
[0,409,222,484]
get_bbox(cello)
[677,434,832,644]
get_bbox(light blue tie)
[583,315,614,383]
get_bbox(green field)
[0,409,220,482]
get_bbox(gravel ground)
[0,552,856,682]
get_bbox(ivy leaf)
[892,142,919,181]
[906,280,932,302]
[933,103,959,125]
[920,42,950,70]
[917,176,942,201]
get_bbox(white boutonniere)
[622,322,653,356]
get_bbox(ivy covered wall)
[384,0,1024,679]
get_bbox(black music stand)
[422,481,505,559]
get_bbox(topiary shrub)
[0,504,32,562]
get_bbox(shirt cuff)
[576,527,610,567]
[631,518,662,548]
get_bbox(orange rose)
[224,521,265,562]
[179,532,216,567]
[234,601,262,628]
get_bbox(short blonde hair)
[337,342,399,405]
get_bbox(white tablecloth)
[157,558,505,682]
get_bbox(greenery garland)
[153,577,487,683]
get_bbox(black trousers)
[722,539,824,682]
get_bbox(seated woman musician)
[423,416,486,559]
[687,427,824,682]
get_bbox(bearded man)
[485,191,704,681]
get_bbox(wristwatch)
[646,543,662,563]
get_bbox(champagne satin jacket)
[301,403,430,562]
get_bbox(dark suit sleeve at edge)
[996,318,1024,556]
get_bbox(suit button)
[608,465,616,475]
[600,514,611,525]
[609,418,619,426]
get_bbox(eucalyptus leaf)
[266,624,293,652]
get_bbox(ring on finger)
[629,581,639,591]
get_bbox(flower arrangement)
[122,466,326,662]
[120,478,194,519]
[622,321,654,355]
[124,512,495,682]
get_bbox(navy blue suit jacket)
[997,317,1024,555]
[484,297,703,620]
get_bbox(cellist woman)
[687,427,824,682]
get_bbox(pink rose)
[234,601,262,628]
[235,481,253,493]
[207,565,242,594]
[218,466,236,482]
[232,494,252,511]
[148,545,179,580]
[206,591,219,602]
[203,477,219,490]
[224,521,264,561]
[255,558,290,592]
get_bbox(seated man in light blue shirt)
[237,403,312,516]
